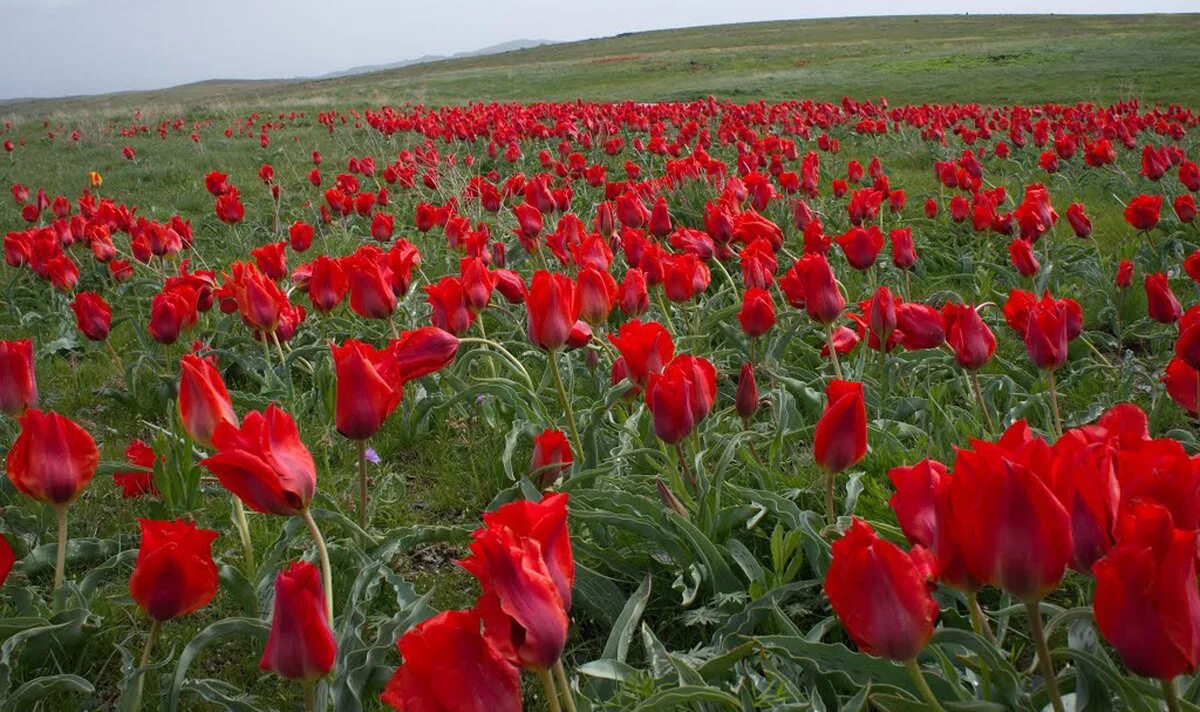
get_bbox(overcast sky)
[1,0,1194,100]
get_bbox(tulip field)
[3,13,1200,712]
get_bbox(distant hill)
[319,39,555,79]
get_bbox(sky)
[0,0,1195,100]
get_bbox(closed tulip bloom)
[459,525,569,671]
[307,256,348,314]
[615,268,649,318]
[888,459,948,550]
[114,439,158,499]
[129,518,219,621]
[332,340,402,441]
[648,196,671,237]
[1066,203,1092,238]
[493,269,527,304]
[69,292,111,341]
[530,429,573,489]
[0,534,13,587]
[1164,357,1200,416]
[1023,298,1069,370]
[0,339,37,416]
[1176,307,1200,370]
[288,221,314,252]
[890,228,917,270]
[391,326,459,382]
[1093,501,1200,680]
[1177,194,1198,224]
[835,226,884,270]
[1048,430,1121,573]
[526,271,579,350]
[645,355,717,444]
[148,287,197,345]
[795,253,845,324]
[178,354,238,449]
[738,288,776,337]
[943,303,995,371]
[347,254,397,321]
[459,257,494,314]
[577,266,617,326]
[825,518,938,661]
[6,410,98,505]
[1125,194,1163,231]
[608,320,674,386]
[895,303,945,350]
[251,241,288,282]
[867,287,896,345]
[1008,238,1039,277]
[380,609,521,712]
[949,421,1072,600]
[1146,273,1182,324]
[736,361,759,420]
[425,276,476,336]
[260,561,336,681]
[813,380,867,473]
[1116,259,1134,289]
[200,404,317,515]
[662,253,709,303]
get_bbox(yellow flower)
[88,171,102,187]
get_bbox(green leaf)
[601,573,651,664]
[1,673,94,710]
[631,685,742,710]
[166,618,269,712]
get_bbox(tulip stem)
[1025,600,1066,712]
[132,618,162,712]
[538,668,562,712]
[53,505,68,590]
[904,659,946,712]
[547,350,584,460]
[824,323,844,379]
[260,332,273,367]
[457,337,535,390]
[303,680,317,712]
[675,443,697,490]
[966,590,999,647]
[823,470,836,528]
[1163,677,1182,712]
[356,440,369,531]
[302,508,335,622]
[231,496,255,576]
[969,371,995,435]
[553,660,578,712]
[1046,370,1063,439]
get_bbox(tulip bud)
[260,561,337,681]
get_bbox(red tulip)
[608,320,674,387]
[0,339,37,416]
[736,361,759,420]
[530,429,573,489]
[1008,238,1039,277]
[1177,307,1200,370]
[371,212,395,242]
[648,196,671,237]
[6,410,98,505]
[114,439,159,498]
[645,355,717,444]
[526,271,579,350]
[460,257,495,313]
[1023,297,1069,370]
[1093,501,1200,680]
[380,609,521,712]
[306,256,348,314]
[794,253,844,324]
[577,266,617,326]
[825,518,938,661]
[425,276,475,336]
[178,354,238,449]
[148,286,198,344]
[1177,194,1198,223]
[215,189,245,225]
[0,534,13,587]
[459,525,569,671]
[332,340,403,441]
[288,221,314,252]
[1125,194,1162,231]
[391,326,459,382]
[1066,203,1092,238]
[943,303,995,371]
[835,226,884,270]
[813,380,867,473]
[1116,259,1134,289]
[617,268,649,316]
[867,287,896,346]
[260,561,336,681]
[662,253,710,302]
[890,228,917,270]
[895,303,945,350]
[346,252,397,321]
[129,518,218,620]
[949,421,1072,600]
[481,493,574,608]
[69,292,111,341]
[201,404,317,515]
[1164,357,1199,416]
[737,288,776,337]
[1146,272,1182,324]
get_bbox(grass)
[0,11,1196,712]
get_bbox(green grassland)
[0,13,1197,712]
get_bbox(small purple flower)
[365,447,381,465]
